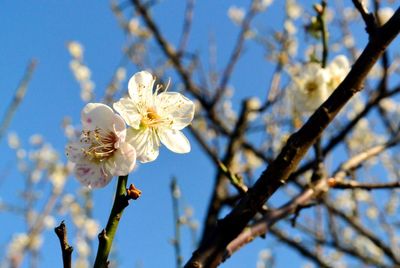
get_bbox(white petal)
[81,103,116,131]
[128,71,155,105]
[113,98,142,129]
[126,128,160,163]
[113,113,127,142]
[74,161,113,188]
[156,92,195,130]
[159,128,191,154]
[105,142,136,176]
[65,141,84,163]
[330,55,350,70]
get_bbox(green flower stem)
[94,175,129,268]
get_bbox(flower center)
[140,107,169,129]
[305,81,318,93]
[147,107,161,121]
[81,128,117,161]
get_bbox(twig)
[270,227,331,268]
[211,1,259,107]
[315,1,328,68]
[94,175,140,267]
[177,0,195,54]
[326,202,398,263]
[0,60,37,142]
[201,100,252,243]
[352,0,377,34]
[217,161,248,195]
[54,221,73,268]
[329,179,400,190]
[170,177,183,268]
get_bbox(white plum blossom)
[228,6,245,25]
[114,71,195,163]
[377,7,394,26]
[66,103,136,188]
[286,0,302,19]
[288,55,350,113]
[67,41,83,60]
[253,0,273,11]
[327,55,350,93]
[288,62,330,113]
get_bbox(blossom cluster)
[67,41,95,102]
[287,55,350,113]
[66,71,195,188]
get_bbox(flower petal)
[330,55,350,70]
[128,71,155,105]
[158,128,191,154]
[74,161,113,188]
[65,141,84,163]
[156,92,195,130]
[126,128,159,163]
[105,142,136,176]
[81,103,116,131]
[113,113,127,143]
[113,97,142,129]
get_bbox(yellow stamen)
[82,128,117,161]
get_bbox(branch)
[211,1,259,107]
[329,180,400,190]
[54,221,73,268]
[270,227,331,268]
[171,178,183,268]
[225,134,400,260]
[352,0,377,34]
[177,0,195,54]
[315,1,328,67]
[94,176,141,267]
[201,100,252,242]
[0,60,37,142]
[184,8,400,267]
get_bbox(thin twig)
[54,221,73,268]
[329,180,400,190]
[352,0,377,34]
[0,60,37,142]
[177,0,195,54]
[315,1,328,68]
[270,227,331,268]
[170,178,183,268]
[211,1,259,107]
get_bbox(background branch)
[0,60,37,142]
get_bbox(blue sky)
[2,0,391,267]
[0,1,288,267]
